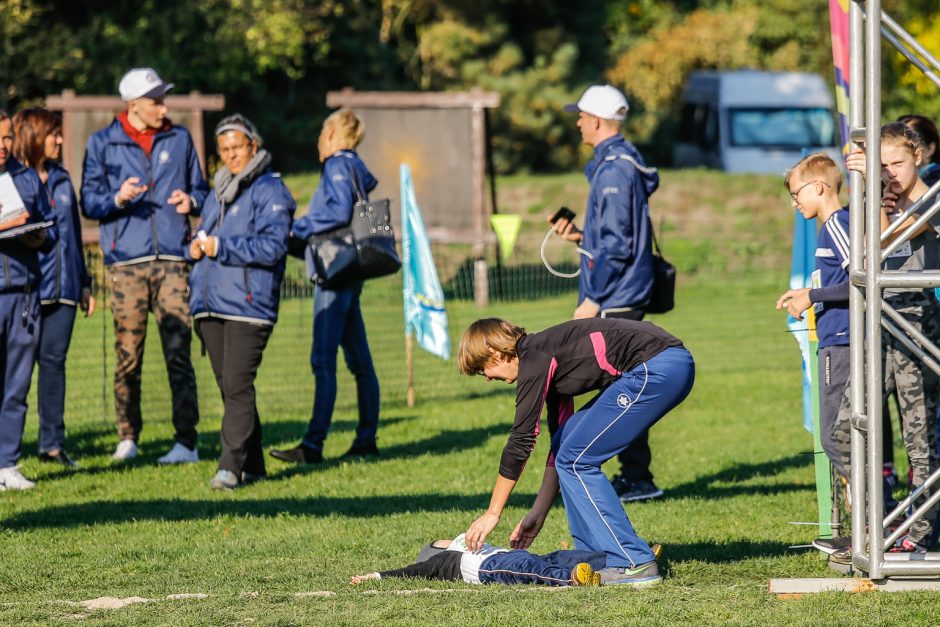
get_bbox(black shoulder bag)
[646,223,676,314]
[305,161,401,289]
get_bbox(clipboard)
[0,172,29,231]
[0,220,55,240]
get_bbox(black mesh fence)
[30,243,579,437]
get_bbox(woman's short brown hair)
[324,108,365,149]
[457,318,526,376]
[12,107,61,168]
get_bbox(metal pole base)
[770,577,940,596]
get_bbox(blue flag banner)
[401,164,450,360]
[789,209,818,433]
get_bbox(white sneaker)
[0,466,36,491]
[158,442,199,465]
[112,439,138,461]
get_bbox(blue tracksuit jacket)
[1,157,58,291]
[189,169,295,325]
[80,118,208,266]
[291,150,377,238]
[39,163,91,304]
[579,135,659,312]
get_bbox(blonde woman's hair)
[324,108,365,149]
[785,152,843,193]
[457,318,526,376]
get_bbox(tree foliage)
[0,0,937,172]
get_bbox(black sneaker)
[613,478,664,503]
[39,449,78,468]
[269,444,322,464]
[812,536,851,555]
[829,547,853,565]
[342,441,380,459]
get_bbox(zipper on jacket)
[243,268,252,304]
[2,255,8,291]
[146,159,159,258]
[49,185,62,300]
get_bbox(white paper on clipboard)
[0,172,29,230]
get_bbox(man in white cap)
[81,68,208,464]
[552,84,664,503]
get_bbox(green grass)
[4,275,940,625]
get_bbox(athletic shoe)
[158,442,199,464]
[341,441,380,459]
[269,444,322,464]
[889,535,928,554]
[112,439,138,461]
[613,478,664,503]
[0,466,36,491]
[571,562,601,586]
[598,561,661,586]
[829,547,853,565]
[39,449,78,468]
[812,536,851,555]
[210,469,240,491]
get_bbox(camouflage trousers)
[109,260,199,448]
[833,293,940,544]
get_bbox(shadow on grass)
[265,422,510,481]
[0,491,536,530]
[666,452,815,500]
[660,538,798,570]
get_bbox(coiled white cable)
[540,228,593,278]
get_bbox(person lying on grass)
[349,533,663,587]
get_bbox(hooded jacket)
[290,150,377,238]
[0,157,58,292]
[579,135,659,312]
[188,159,295,326]
[80,118,208,266]
[39,163,91,304]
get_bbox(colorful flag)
[789,212,818,434]
[829,0,852,154]
[490,214,522,262]
[401,164,450,360]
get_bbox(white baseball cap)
[118,68,174,102]
[564,85,629,121]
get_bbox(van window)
[678,103,719,149]
[729,107,835,148]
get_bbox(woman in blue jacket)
[0,109,59,490]
[269,109,381,465]
[188,115,294,490]
[12,108,95,468]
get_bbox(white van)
[673,70,842,174]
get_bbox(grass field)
[3,274,940,625]
[4,169,940,624]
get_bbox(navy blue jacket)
[39,164,91,304]
[579,135,659,312]
[189,169,295,325]
[80,118,208,266]
[0,157,58,292]
[291,150,377,238]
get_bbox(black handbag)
[646,227,676,315]
[305,161,401,289]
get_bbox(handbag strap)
[338,154,366,204]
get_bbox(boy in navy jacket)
[81,68,208,464]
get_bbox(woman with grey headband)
[187,114,296,490]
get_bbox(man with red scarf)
[81,68,208,464]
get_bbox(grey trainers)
[210,469,240,491]
[598,560,662,586]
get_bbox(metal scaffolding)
[849,0,940,579]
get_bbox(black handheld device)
[550,206,576,225]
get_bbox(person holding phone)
[549,84,665,503]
